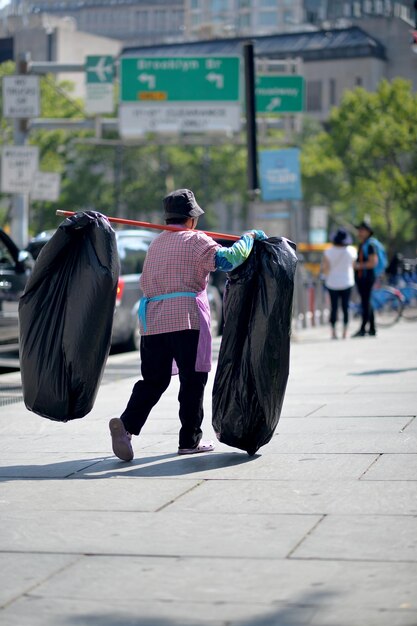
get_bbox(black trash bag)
[19,211,120,422]
[212,237,297,455]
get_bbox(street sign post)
[1,146,39,194]
[119,56,241,136]
[31,171,61,201]
[255,75,304,114]
[85,56,114,115]
[2,75,40,118]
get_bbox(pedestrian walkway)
[0,320,416,625]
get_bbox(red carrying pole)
[55,210,240,242]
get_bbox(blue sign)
[259,148,302,201]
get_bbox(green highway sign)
[255,75,304,114]
[85,55,114,114]
[120,56,241,103]
[85,56,114,84]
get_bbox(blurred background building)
[0,0,415,46]
[0,1,414,117]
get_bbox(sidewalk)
[0,320,416,626]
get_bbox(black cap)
[355,219,373,234]
[332,228,352,246]
[163,189,204,220]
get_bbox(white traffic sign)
[119,102,241,137]
[1,146,39,194]
[310,206,328,229]
[2,75,40,118]
[85,56,114,115]
[31,171,61,202]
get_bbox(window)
[343,2,352,17]
[238,0,250,7]
[191,0,199,7]
[283,9,294,23]
[211,0,227,11]
[329,78,336,106]
[0,240,15,269]
[307,80,322,112]
[355,76,363,87]
[258,11,277,26]
[238,13,250,27]
[260,0,275,6]
[117,236,154,275]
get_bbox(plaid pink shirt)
[139,229,219,335]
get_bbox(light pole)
[10,53,31,248]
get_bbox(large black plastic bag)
[19,211,119,421]
[212,237,297,455]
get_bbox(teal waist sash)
[138,291,197,333]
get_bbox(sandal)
[178,440,215,455]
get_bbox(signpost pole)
[11,52,30,247]
[243,41,259,198]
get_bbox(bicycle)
[393,281,417,321]
[388,260,417,321]
[350,284,404,327]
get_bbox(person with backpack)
[352,219,386,337]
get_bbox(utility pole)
[243,41,259,198]
[10,53,31,247]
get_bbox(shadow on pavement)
[62,591,330,626]
[0,452,259,481]
[82,451,259,479]
[349,367,417,376]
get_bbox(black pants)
[120,330,208,449]
[356,278,376,332]
[328,287,352,327]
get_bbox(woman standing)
[322,229,357,339]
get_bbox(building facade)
[184,0,305,40]
[3,0,416,46]
[304,0,416,25]
[6,0,185,45]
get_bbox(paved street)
[0,320,416,625]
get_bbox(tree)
[0,61,90,233]
[301,79,417,255]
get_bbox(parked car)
[111,228,157,351]
[25,230,56,260]
[0,229,34,351]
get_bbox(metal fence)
[293,265,330,329]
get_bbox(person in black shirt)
[353,220,378,337]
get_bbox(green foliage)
[0,61,15,148]
[58,142,248,232]
[301,78,417,255]
[0,61,94,232]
